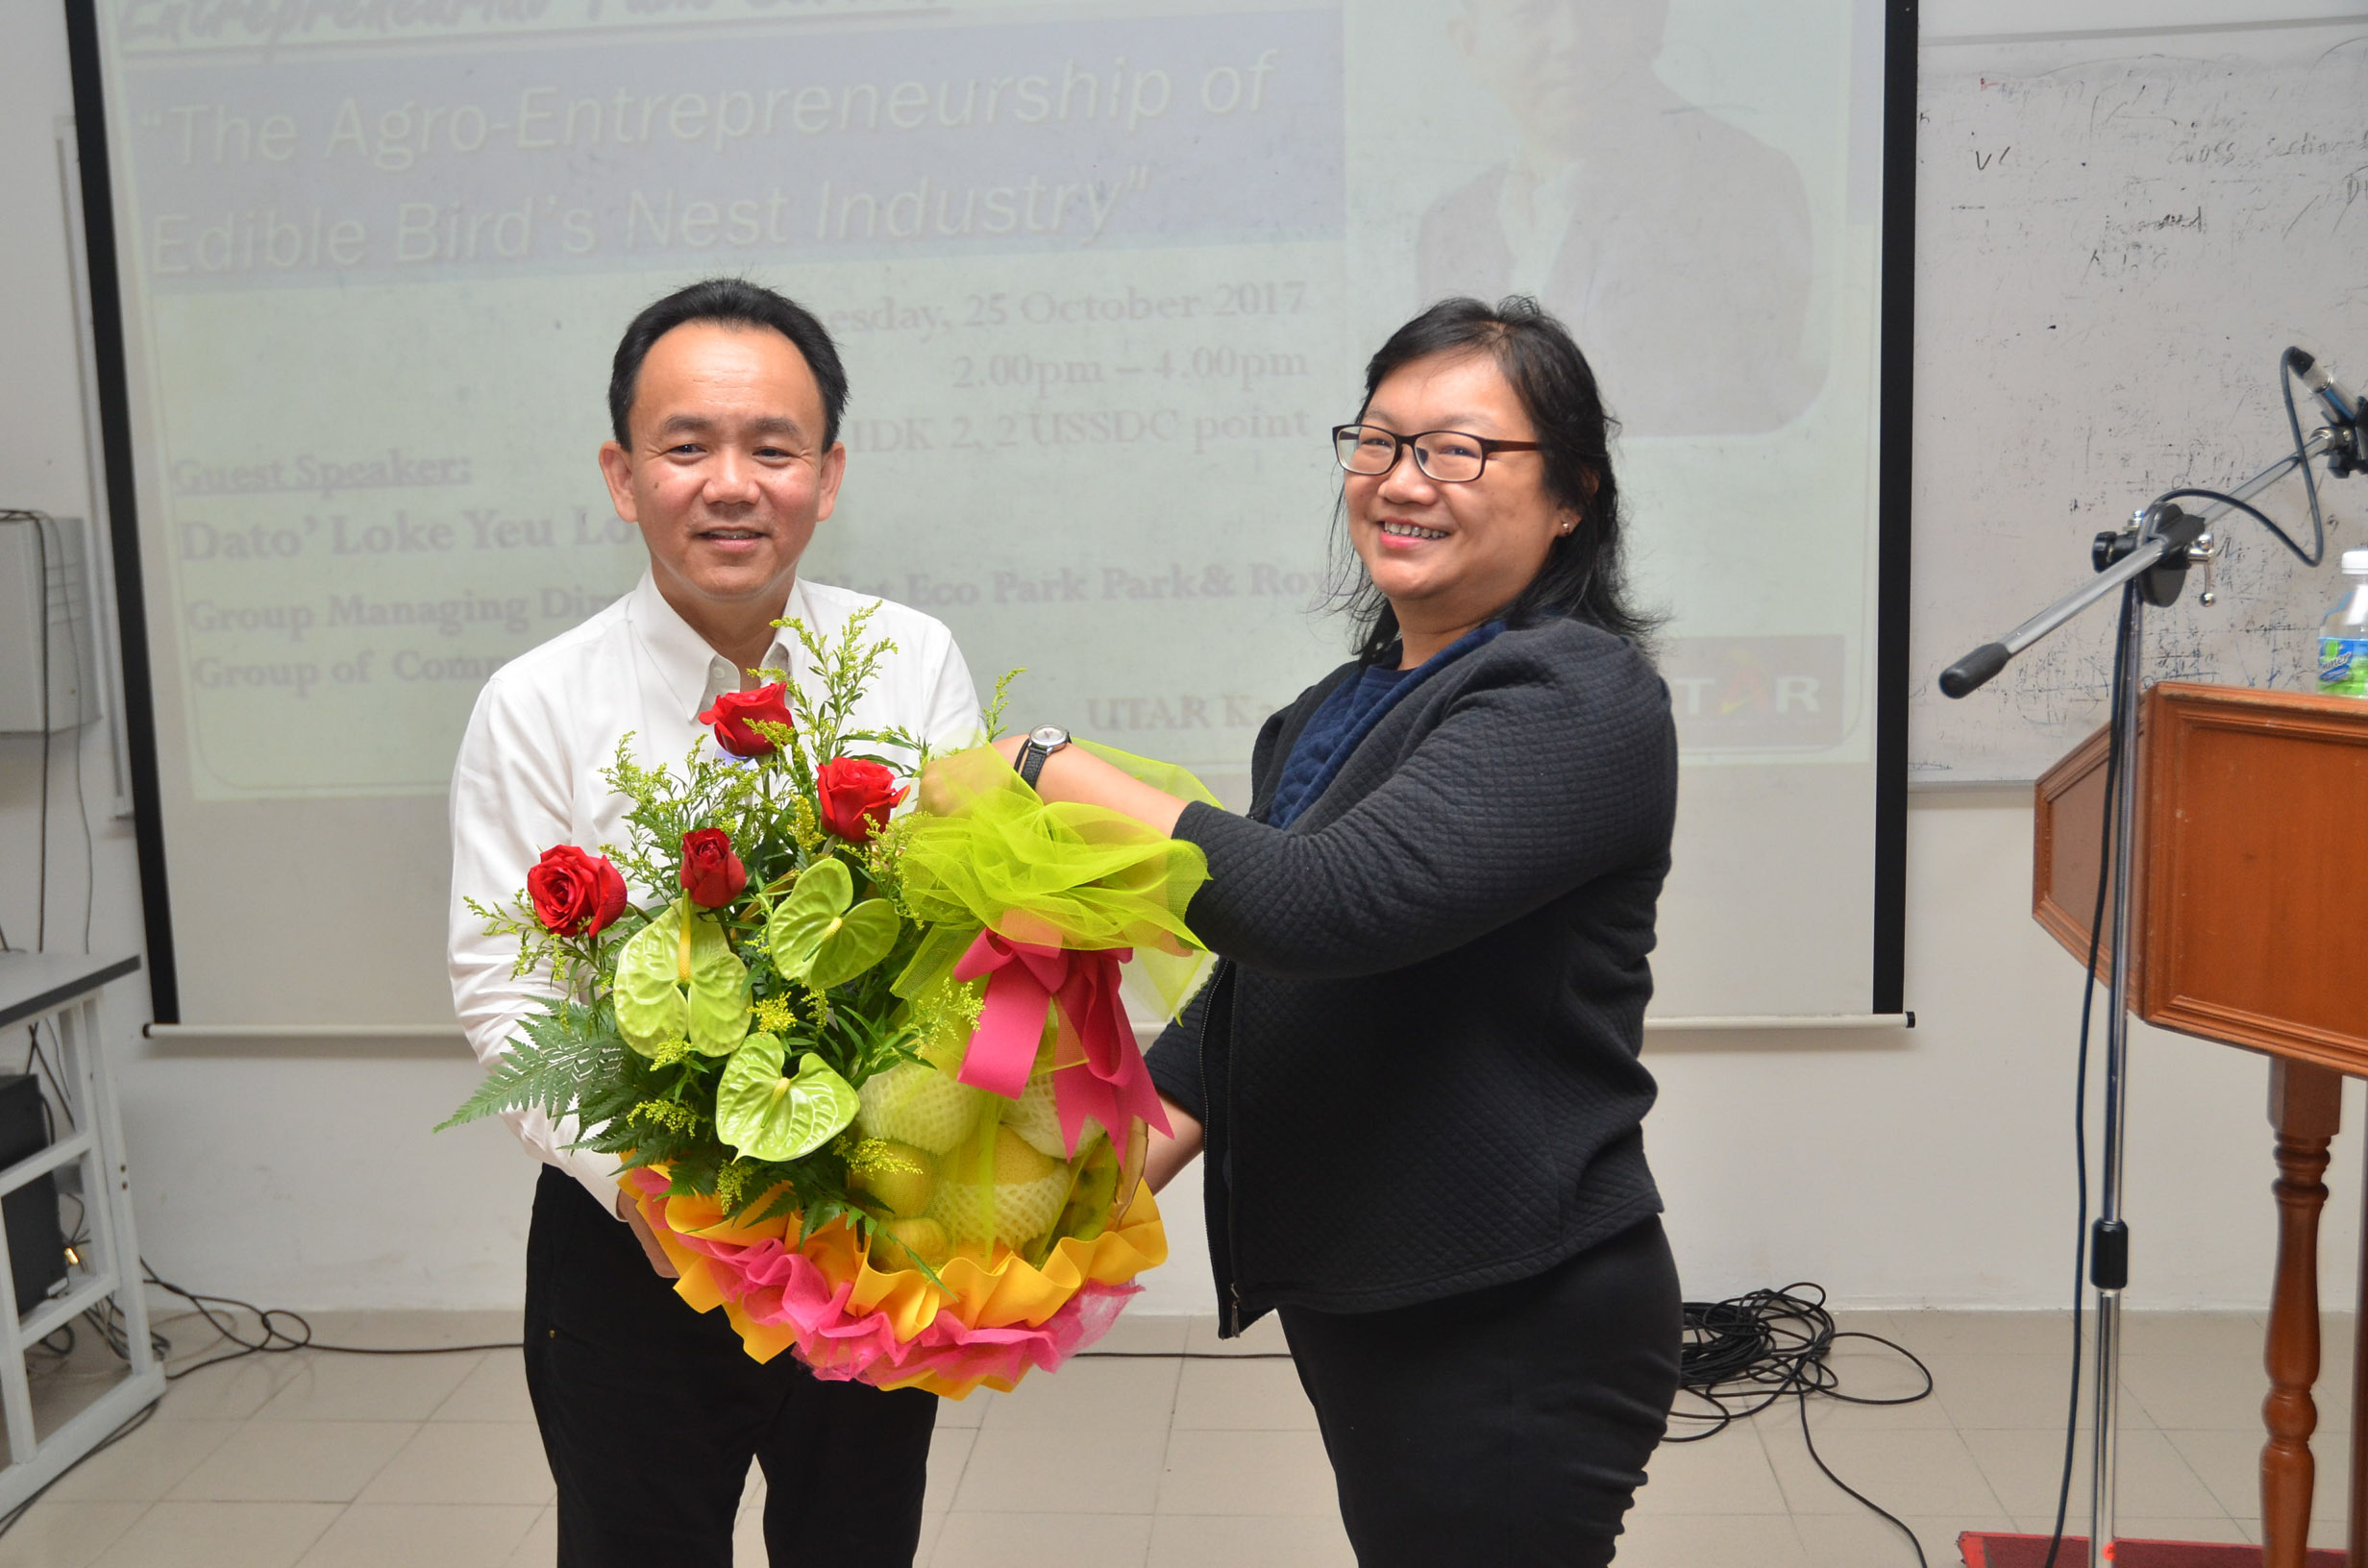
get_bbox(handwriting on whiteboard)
[1912,28,2368,781]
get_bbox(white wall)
[1920,0,2366,36]
[0,13,147,1066]
[3,0,2357,1321]
[0,1,131,965]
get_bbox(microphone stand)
[1940,417,2355,1568]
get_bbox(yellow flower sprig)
[629,1099,701,1136]
[839,1136,921,1177]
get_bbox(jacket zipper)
[1200,962,1246,1337]
[1225,1035,1244,1344]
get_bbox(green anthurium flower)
[715,1033,860,1162]
[767,857,900,992]
[613,897,751,1058]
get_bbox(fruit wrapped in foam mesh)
[627,1034,1162,1397]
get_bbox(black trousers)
[522,1165,938,1568]
[1278,1216,1682,1568]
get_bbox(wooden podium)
[2035,682,2368,1568]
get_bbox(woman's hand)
[1146,1096,1205,1193]
[999,734,1192,838]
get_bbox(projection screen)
[71,0,1908,1029]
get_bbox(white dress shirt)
[448,569,983,1213]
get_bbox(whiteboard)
[1912,17,2368,782]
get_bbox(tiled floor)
[1,1306,2350,1566]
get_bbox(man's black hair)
[606,278,850,450]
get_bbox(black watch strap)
[1015,725,1069,787]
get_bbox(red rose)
[527,846,629,938]
[816,756,910,844]
[678,828,749,908]
[698,683,795,758]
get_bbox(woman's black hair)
[607,277,850,449]
[1331,296,1656,662]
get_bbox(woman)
[1005,297,1679,1565]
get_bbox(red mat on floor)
[1958,1535,2344,1567]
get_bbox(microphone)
[1939,643,2008,698]
[2284,347,2364,426]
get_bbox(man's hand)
[1147,1096,1205,1194]
[615,1188,679,1279]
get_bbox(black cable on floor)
[0,1266,530,1543]
[139,1265,522,1379]
[1666,1283,1936,1568]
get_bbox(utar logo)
[1663,636,1847,751]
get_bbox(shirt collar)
[626,569,802,721]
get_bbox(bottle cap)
[2346,548,2368,574]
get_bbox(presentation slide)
[93,0,1887,1024]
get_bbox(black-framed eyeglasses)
[1331,424,1542,483]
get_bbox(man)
[448,279,979,1566]
[1416,0,1822,437]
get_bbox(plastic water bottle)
[2321,549,2368,698]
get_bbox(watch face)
[1028,725,1071,747]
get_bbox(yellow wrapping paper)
[632,1177,1168,1397]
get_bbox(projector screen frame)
[1873,0,1916,1017]
[63,0,180,1017]
[62,0,1918,1028]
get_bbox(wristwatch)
[1014,724,1071,787]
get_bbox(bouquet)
[441,610,1212,1397]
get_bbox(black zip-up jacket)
[1144,617,1677,1334]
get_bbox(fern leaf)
[435,1002,620,1132]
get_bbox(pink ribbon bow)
[951,931,1172,1155]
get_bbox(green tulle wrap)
[894,743,1219,1020]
